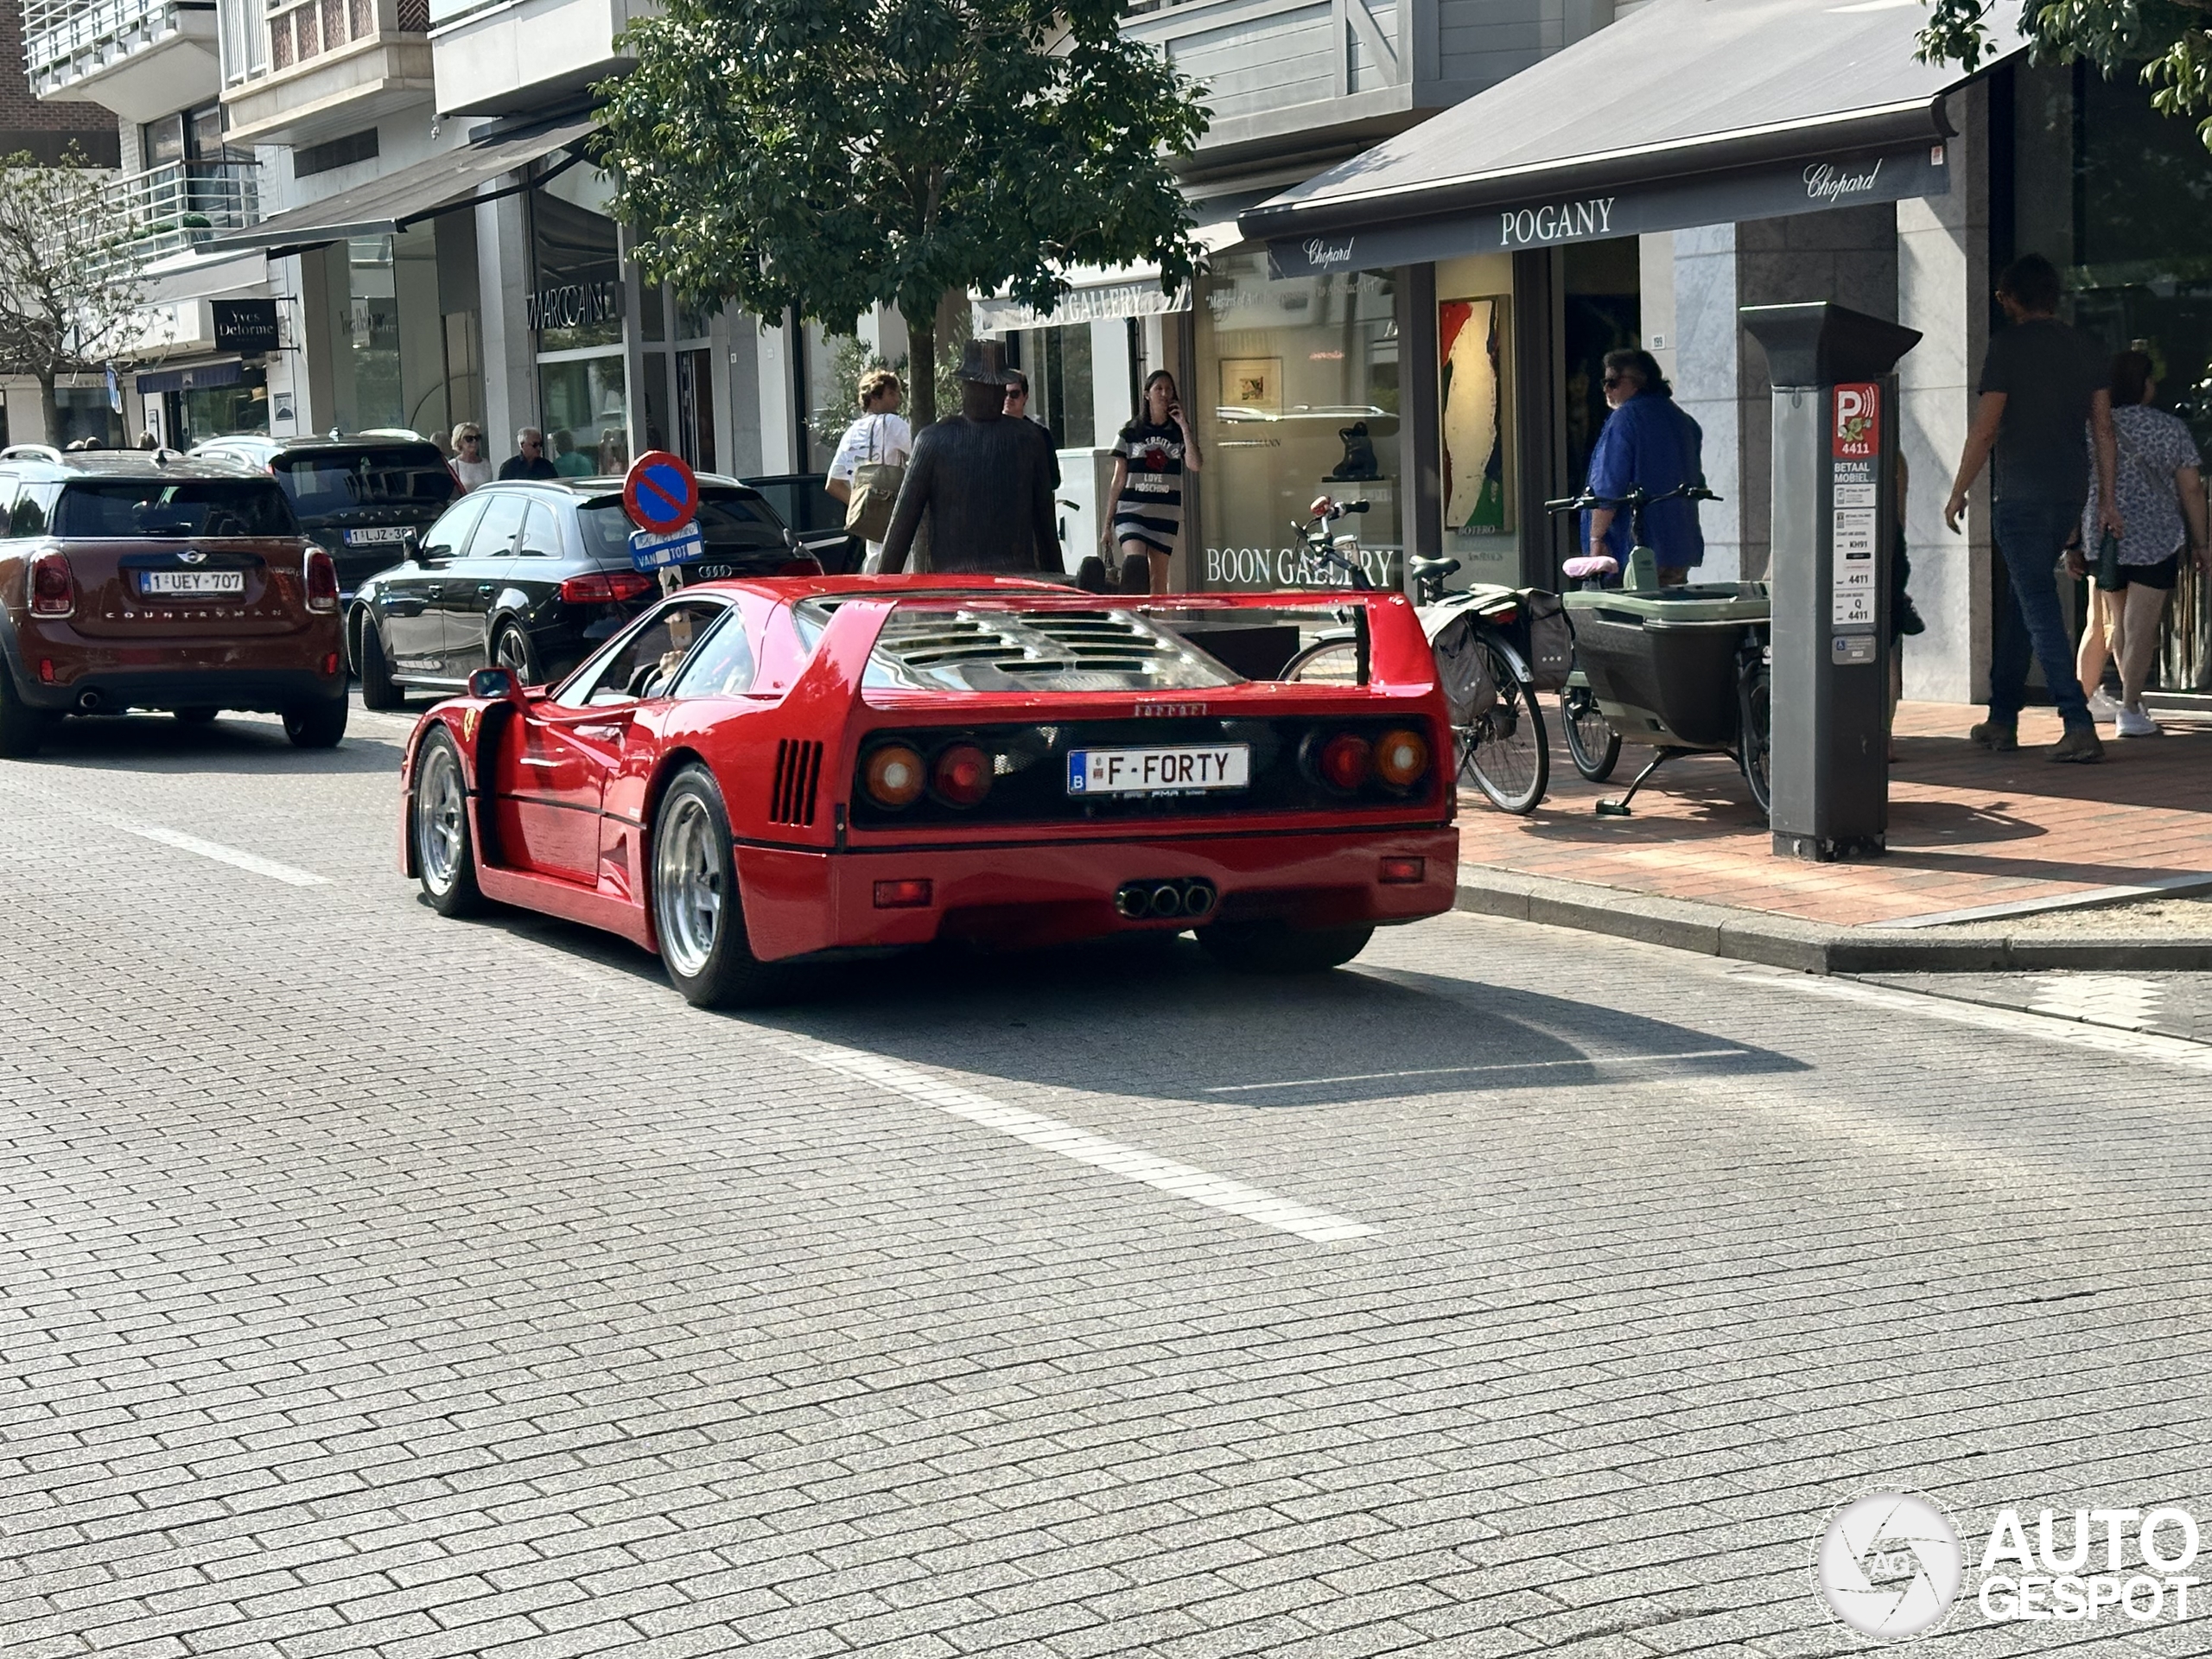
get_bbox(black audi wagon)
[346,476,804,707]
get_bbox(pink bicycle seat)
[1563,555,1618,580]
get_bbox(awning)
[140,247,270,308]
[137,360,245,395]
[204,116,595,258]
[1243,0,2028,277]
[972,217,1248,333]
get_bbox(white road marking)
[1734,967,2212,1071]
[798,1042,1376,1243]
[2025,974,2165,1031]
[81,809,330,887]
[1208,1047,1753,1093]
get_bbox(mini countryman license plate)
[1066,744,1250,796]
[139,569,244,597]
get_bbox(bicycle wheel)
[1560,686,1620,782]
[1459,632,1549,815]
[1283,636,1362,683]
[1739,663,1772,818]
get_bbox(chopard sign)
[1804,158,1883,204]
[1302,237,1357,269]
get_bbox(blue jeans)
[1989,498,2091,730]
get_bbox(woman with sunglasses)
[450,423,494,492]
[1580,348,1706,586]
[1101,370,1199,593]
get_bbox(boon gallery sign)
[1265,145,1950,278]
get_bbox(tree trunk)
[36,372,58,448]
[903,303,937,428]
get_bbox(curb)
[1453,869,2212,974]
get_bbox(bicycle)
[1542,483,1772,818]
[1279,497,1550,816]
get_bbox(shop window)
[541,359,628,474]
[677,349,715,472]
[1007,325,1095,450]
[1192,252,1399,591]
[1439,295,1514,569]
[531,192,622,353]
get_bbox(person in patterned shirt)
[1100,371,1200,593]
[2064,350,2210,738]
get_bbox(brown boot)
[1968,720,2017,752]
[2048,725,2105,764]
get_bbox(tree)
[594,0,1209,426]
[0,148,150,444]
[1917,2,2212,150]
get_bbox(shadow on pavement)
[16,710,403,776]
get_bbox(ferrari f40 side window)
[668,609,756,699]
[574,600,731,706]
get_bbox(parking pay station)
[1740,302,1921,862]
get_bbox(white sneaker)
[2115,707,2162,737]
[2086,690,2123,722]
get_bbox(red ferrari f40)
[398,575,1459,1006]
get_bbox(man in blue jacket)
[1581,349,1706,583]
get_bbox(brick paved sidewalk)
[1458,699,2212,927]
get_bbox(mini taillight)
[1317,732,1370,792]
[873,878,933,909]
[932,743,992,808]
[28,551,72,617]
[559,571,656,604]
[1379,856,1426,885]
[1372,728,1429,789]
[304,547,339,612]
[861,743,925,809]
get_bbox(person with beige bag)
[827,369,912,571]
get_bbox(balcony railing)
[106,158,260,267]
[262,0,425,73]
[23,0,195,78]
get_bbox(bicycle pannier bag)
[1520,589,1575,692]
[845,416,905,543]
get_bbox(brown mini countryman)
[0,447,347,757]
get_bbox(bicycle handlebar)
[1542,483,1720,513]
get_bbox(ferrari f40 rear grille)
[770,739,823,825]
[864,607,1239,693]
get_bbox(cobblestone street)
[4,704,2211,1658]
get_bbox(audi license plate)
[1067,744,1249,796]
[343,526,409,544]
[139,569,244,597]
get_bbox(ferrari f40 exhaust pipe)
[1115,879,1218,921]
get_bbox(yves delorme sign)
[1266,147,1949,278]
[211,300,279,354]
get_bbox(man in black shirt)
[1942,253,2119,762]
[499,427,559,481]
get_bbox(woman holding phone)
[1101,370,1200,593]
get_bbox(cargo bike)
[1547,484,1774,819]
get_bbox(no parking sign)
[622,450,702,572]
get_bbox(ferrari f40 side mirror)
[468,666,528,702]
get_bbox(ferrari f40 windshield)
[795,601,1244,693]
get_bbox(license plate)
[344,527,410,544]
[139,569,244,597]
[1067,744,1250,796]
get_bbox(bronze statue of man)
[877,339,1059,575]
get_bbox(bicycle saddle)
[1563,555,1618,581]
[1408,556,1460,579]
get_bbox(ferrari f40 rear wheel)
[652,765,787,1008]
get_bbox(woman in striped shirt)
[1100,370,1201,593]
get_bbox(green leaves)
[593,0,1208,421]
[1917,1,2212,154]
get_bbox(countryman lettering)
[1498,197,1615,247]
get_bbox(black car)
[347,474,802,707]
[193,433,459,601]
[741,473,863,574]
